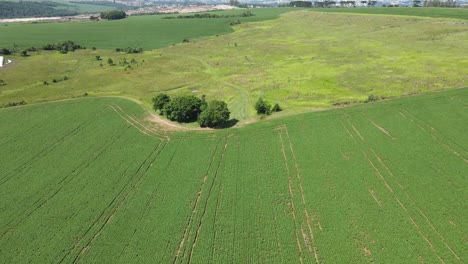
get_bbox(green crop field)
[0,8,298,50]
[1,10,466,120]
[310,7,468,20]
[0,88,466,263]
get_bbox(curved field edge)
[0,88,466,263]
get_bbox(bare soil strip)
[368,189,382,207]
[276,127,303,263]
[368,119,398,141]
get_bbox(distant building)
[0,56,4,67]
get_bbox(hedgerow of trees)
[152,94,231,128]
[163,11,254,20]
[100,10,127,20]
[42,40,83,54]
[0,1,78,19]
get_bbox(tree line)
[0,1,78,19]
[163,11,254,20]
[100,10,127,20]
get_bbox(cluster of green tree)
[2,41,83,57]
[115,47,143,54]
[42,40,83,54]
[100,10,127,20]
[423,0,456,7]
[1,100,27,108]
[0,1,78,19]
[163,11,254,20]
[152,94,230,128]
[254,98,281,116]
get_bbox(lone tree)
[255,97,271,115]
[198,100,230,128]
[163,95,205,123]
[152,93,171,112]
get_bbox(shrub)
[271,103,282,112]
[255,97,271,115]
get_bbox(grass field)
[0,88,466,263]
[1,10,466,120]
[310,7,468,20]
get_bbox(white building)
[0,56,4,67]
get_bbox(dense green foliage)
[100,10,127,20]
[162,95,205,123]
[0,89,466,262]
[254,97,271,115]
[198,100,230,128]
[0,1,78,19]
[42,40,83,54]
[152,93,170,111]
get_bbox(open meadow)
[0,88,466,263]
[1,9,467,120]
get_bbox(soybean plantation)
[0,88,466,263]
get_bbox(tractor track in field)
[0,124,130,239]
[343,116,461,263]
[399,109,467,163]
[187,139,228,264]
[74,140,168,263]
[210,179,224,263]
[57,140,167,263]
[108,104,171,140]
[173,138,223,264]
[276,124,319,264]
[369,148,462,262]
[0,107,109,186]
[0,122,43,148]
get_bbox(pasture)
[0,88,466,263]
[1,10,466,120]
